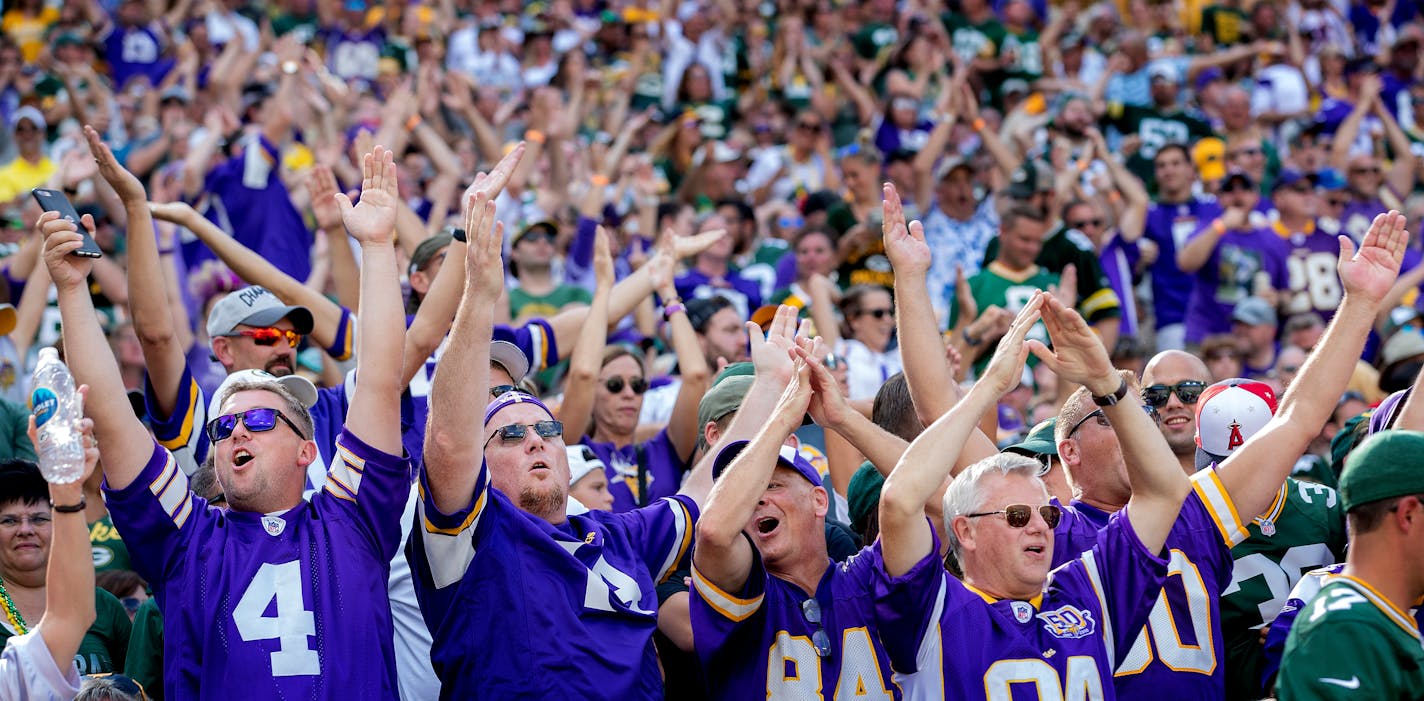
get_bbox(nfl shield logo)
[1012,601,1033,623]
[262,516,286,537]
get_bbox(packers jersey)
[1220,478,1347,700]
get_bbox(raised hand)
[463,189,505,301]
[794,338,852,429]
[955,265,978,323]
[593,226,615,292]
[771,358,815,428]
[335,146,399,246]
[37,211,95,292]
[883,183,930,277]
[84,125,146,204]
[462,142,526,217]
[1026,294,1116,393]
[1049,263,1078,309]
[307,164,344,231]
[147,200,201,226]
[978,293,1042,399]
[1338,210,1408,305]
[646,230,677,292]
[749,305,801,385]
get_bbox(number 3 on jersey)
[233,561,321,676]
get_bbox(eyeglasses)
[225,327,302,348]
[1228,147,1263,159]
[604,376,648,394]
[1325,197,1349,207]
[1350,166,1382,175]
[518,231,556,245]
[205,407,307,442]
[1068,405,1158,436]
[858,308,894,319]
[1220,182,1253,193]
[1142,380,1207,408]
[484,420,564,447]
[490,384,519,398]
[795,121,822,132]
[800,598,831,657]
[0,513,51,529]
[965,503,1062,529]
[1068,218,1104,229]
[823,352,841,371]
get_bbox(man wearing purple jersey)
[876,292,1192,699]
[412,221,711,700]
[1272,169,1349,326]
[1178,169,1290,346]
[1143,143,1222,350]
[688,321,910,700]
[40,146,411,698]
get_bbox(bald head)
[1143,350,1211,463]
[1143,350,1210,386]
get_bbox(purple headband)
[484,391,554,426]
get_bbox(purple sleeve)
[563,216,599,289]
[690,545,770,662]
[873,525,946,674]
[316,428,414,561]
[492,318,560,372]
[602,495,698,583]
[102,442,212,587]
[324,307,355,361]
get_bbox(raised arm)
[798,339,909,492]
[308,165,362,312]
[881,296,1043,577]
[333,147,405,453]
[657,238,713,463]
[34,414,98,673]
[422,193,505,514]
[557,228,614,446]
[1219,212,1407,519]
[1176,208,1244,273]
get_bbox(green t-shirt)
[981,227,1123,324]
[0,588,131,675]
[509,284,592,321]
[1200,6,1249,47]
[1000,28,1043,82]
[1220,479,1347,700]
[677,99,739,141]
[1277,576,1424,699]
[90,513,133,574]
[950,264,1058,375]
[125,597,163,699]
[1102,103,1217,191]
[942,13,1006,67]
[852,22,899,60]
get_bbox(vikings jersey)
[583,428,687,512]
[102,431,410,698]
[1220,479,1346,700]
[1052,470,1248,699]
[1278,225,1348,324]
[410,455,696,700]
[689,541,912,700]
[1144,197,1223,330]
[1183,226,1290,344]
[874,507,1171,699]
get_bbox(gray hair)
[215,380,315,441]
[942,452,1047,561]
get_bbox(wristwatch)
[282,60,299,76]
[1091,378,1129,407]
[451,227,467,242]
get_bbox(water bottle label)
[30,387,58,427]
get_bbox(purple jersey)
[674,268,763,321]
[1338,198,1387,243]
[410,455,697,700]
[584,428,687,512]
[689,542,908,700]
[103,432,410,698]
[1050,470,1247,699]
[874,507,1172,699]
[1144,196,1222,329]
[1184,225,1291,344]
[100,23,171,88]
[1277,222,1348,324]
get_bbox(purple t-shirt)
[675,268,763,320]
[1144,196,1222,329]
[1278,224,1347,324]
[101,23,172,88]
[583,427,687,512]
[411,455,697,700]
[689,541,914,700]
[874,506,1172,698]
[1184,225,1290,344]
[103,432,410,698]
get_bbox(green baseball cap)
[697,375,754,430]
[1339,430,1424,511]
[846,461,884,539]
[1005,418,1058,457]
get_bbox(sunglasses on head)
[1142,380,1207,408]
[485,419,564,446]
[859,307,894,319]
[206,407,306,442]
[490,384,519,398]
[965,503,1062,529]
[604,376,648,394]
[226,327,302,348]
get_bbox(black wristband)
[1092,378,1129,407]
[961,328,982,346]
[451,227,467,242]
[51,497,86,514]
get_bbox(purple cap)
[1272,168,1319,191]
[1368,388,1410,435]
[484,391,554,426]
[1194,67,1224,92]
[712,440,822,486]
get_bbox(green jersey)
[852,22,899,60]
[1102,102,1216,191]
[981,227,1122,325]
[90,513,132,573]
[1289,453,1339,490]
[125,597,163,699]
[1220,478,1347,700]
[1000,28,1042,82]
[1277,575,1424,700]
[949,263,1057,375]
[941,13,1006,67]
[0,587,132,675]
[1200,5,1250,46]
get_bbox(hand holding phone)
[30,189,103,258]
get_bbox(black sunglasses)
[1068,218,1104,229]
[965,503,1062,529]
[490,384,519,398]
[604,376,648,394]
[1142,381,1207,408]
[206,407,306,442]
[859,308,894,319]
[801,598,831,657]
[485,420,564,447]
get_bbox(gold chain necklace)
[0,579,28,635]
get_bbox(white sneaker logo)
[1319,676,1360,690]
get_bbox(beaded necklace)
[0,579,28,635]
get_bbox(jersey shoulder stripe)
[1192,469,1247,547]
[148,451,193,529]
[691,566,763,622]
[1331,575,1422,640]
[654,498,694,584]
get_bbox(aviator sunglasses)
[964,504,1062,529]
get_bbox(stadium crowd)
[0,0,1420,698]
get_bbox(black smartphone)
[31,188,103,258]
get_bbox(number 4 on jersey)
[233,561,321,677]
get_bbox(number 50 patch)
[1037,605,1097,639]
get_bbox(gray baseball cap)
[207,286,314,344]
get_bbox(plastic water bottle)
[30,348,84,484]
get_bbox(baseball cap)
[935,153,974,182]
[1272,168,1318,192]
[1314,168,1347,191]
[1002,78,1031,96]
[1382,306,1423,338]
[711,439,822,486]
[489,340,531,383]
[160,85,192,105]
[1194,378,1279,470]
[512,220,558,246]
[409,231,453,275]
[207,286,315,343]
[1147,62,1177,84]
[1378,330,1424,392]
[1232,297,1278,327]
[1221,168,1255,191]
[211,369,319,416]
[1339,431,1424,511]
[1194,67,1225,92]
[1006,160,1054,199]
[1004,417,1058,458]
[567,445,606,485]
[845,461,884,538]
[1283,312,1324,334]
[996,404,1027,447]
[1193,138,1227,182]
[697,375,754,430]
[11,106,45,132]
[1368,387,1409,436]
[685,296,735,334]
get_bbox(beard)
[519,483,567,521]
[264,356,294,376]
